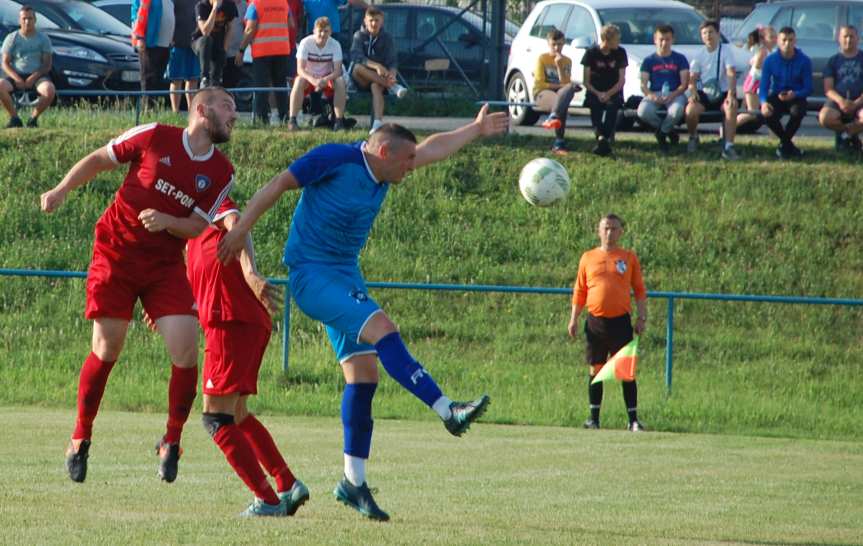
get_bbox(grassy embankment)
[1,109,861,441]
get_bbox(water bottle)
[661,82,670,98]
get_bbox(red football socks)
[238,415,296,492]
[72,352,116,440]
[214,424,279,505]
[164,365,197,444]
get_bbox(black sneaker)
[835,132,847,151]
[582,419,600,430]
[5,116,22,129]
[592,138,612,157]
[668,131,680,146]
[655,131,669,153]
[287,118,300,131]
[155,438,182,483]
[786,143,804,158]
[65,439,90,483]
[332,118,344,132]
[26,116,38,128]
[333,476,390,521]
[442,394,490,437]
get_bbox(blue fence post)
[282,288,291,372]
[665,297,675,396]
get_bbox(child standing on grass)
[737,25,776,132]
[536,29,582,155]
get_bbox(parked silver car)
[730,0,863,107]
[504,0,747,126]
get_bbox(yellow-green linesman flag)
[591,337,639,384]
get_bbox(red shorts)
[85,246,196,321]
[202,321,271,396]
[302,79,335,99]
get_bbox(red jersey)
[98,123,234,263]
[186,198,272,328]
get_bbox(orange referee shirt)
[572,247,646,318]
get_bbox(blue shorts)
[166,47,201,81]
[289,264,380,363]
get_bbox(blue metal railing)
[3,267,862,394]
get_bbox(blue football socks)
[342,383,376,458]
[374,332,443,408]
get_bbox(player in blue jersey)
[217,105,508,521]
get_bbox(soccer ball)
[518,158,571,207]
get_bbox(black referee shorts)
[584,313,633,366]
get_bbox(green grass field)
[1,407,861,545]
[2,110,861,442]
[2,108,862,544]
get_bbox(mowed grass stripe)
[0,407,860,545]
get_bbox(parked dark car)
[89,0,131,27]
[338,3,517,90]
[0,0,140,95]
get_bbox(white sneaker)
[369,119,384,134]
[390,84,407,99]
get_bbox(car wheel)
[506,72,539,126]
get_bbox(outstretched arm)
[221,213,283,315]
[217,168,301,263]
[413,104,509,169]
[41,147,118,213]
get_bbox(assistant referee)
[568,214,647,431]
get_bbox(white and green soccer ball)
[518,158,571,207]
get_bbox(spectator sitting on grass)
[637,24,689,153]
[0,5,54,128]
[580,23,627,157]
[818,25,863,153]
[288,16,348,131]
[193,0,239,87]
[684,20,740,161]
[759,26,812,160]
[536,28,583,155]
[349,6,407,133]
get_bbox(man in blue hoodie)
[759,26,812,159]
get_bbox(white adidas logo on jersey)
[159,156,172,166]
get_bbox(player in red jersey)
[40,87,237,484]
[184,198,308,516]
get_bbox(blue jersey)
[284,142,388,267]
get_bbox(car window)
[417,11,473,43]
[563,5,595,42]
[99,4,131,27]
[733,5,780,42]
[0,1,22,26]
[597,8,703,45]
[63,1,132,36]
[789,5,838,41]
[770,7,793,30]
[0,1,59,29]
[530,4,572,38]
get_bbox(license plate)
[121,70,140,82]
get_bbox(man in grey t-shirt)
[0,5,54,128]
